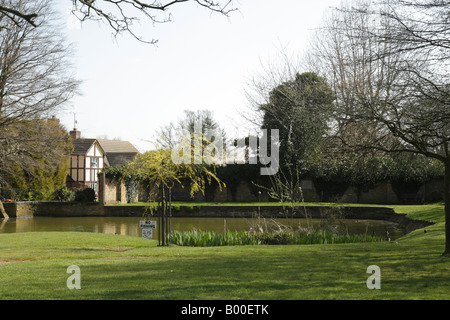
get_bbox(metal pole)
[158,185,163,246]
[161,186,166,246]
[158,195,161,246]
[168,187,172,245]
[258,191,261,218]
[165,186,169,245]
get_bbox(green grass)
[390,202,445,223]
[0,203,448,300]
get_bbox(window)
[91,157,98,168]
[90,182,98,193]
[90,169,97,182]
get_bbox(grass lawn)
[0,203,448,300]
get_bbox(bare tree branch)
[0,0,237,43]
[0,5,37,27]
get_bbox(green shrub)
[74,187,96,202]
[51,186,74,202]
[0,185,16,200]
[21,190,45,201]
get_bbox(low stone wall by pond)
[3,201,40,218]
[4,201,397,219]
[2,201,433,233]
[3,201,104,217]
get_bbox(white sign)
[141,228,153,239]
[139,220,156,229]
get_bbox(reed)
[169,229,383,247]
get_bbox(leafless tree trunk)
[0,184,8,219]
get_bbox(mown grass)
[0,203,448,300]
[390,202,445,223]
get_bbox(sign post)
[139,220,156,239]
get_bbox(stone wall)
[97,167,445,204]
[421,179,444,202]
[4,201,104,217]
[98,173,144,205]
[0,201,401,220]
[211,179,444,204]
[340,182,401,204]
[98,174,127,205]
[3,202,39,218]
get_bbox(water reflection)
[0,216,405,240]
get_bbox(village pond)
[0,216,406,241]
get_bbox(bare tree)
[0,0,236,43]
[243,50,303,129]
[372,0,450,57]
[0,0,79,216]
[0,0,79,121]
[309,0,450,256]
[156,109,225,150]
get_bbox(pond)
[0,216,406,240]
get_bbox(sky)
[56,1,338,152]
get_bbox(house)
[66,128,139,193]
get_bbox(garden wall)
[3,201,104,217]
[98,178,444,205]
[207,178,444,204]
[98,175,127,205]
[6,201,399,219]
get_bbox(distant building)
[66,128,139,193]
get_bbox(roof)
[105,153,138,167]
[97,139,139,154]
[71,139,97,155]
[97,139,139,167]
[70,138,139,167]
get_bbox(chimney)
[70,128,81,140]
[49,115,60,124]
